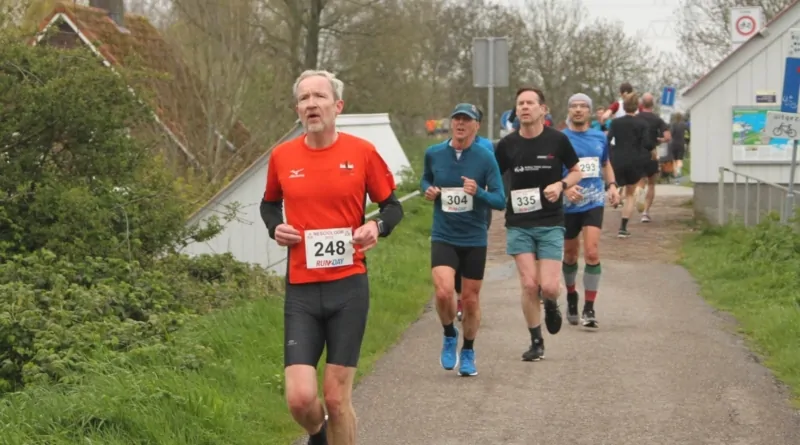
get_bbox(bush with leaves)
[0,41,277,393]
[0,39,222,262]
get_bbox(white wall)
[181,114,413,275]
[687,12,800,184]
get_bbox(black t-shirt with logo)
[494,127,579,228]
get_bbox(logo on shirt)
[289,168,304,178]
[536,154,554,159]
[339,161,354,170]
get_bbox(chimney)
[89,0,125,27]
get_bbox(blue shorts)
[506,226,565,261]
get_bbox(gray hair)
[292,69,344,101]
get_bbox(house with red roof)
[32,0,256,181]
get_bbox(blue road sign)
[500,109,513,129]
[661,86,676,107]
[781,57,800,113]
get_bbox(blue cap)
[450,103,480,120]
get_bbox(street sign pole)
[488,37,495,140]
[472,37,509,141]
[779,53,800,222]
[787,140,798,222]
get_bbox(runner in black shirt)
[636,93,671,222]
[494,87,582,362]
[606,93,648,238]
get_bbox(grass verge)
[680,218,800,406]
[0,197,434,445]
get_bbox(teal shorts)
[506,226,565,261]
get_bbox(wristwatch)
[375,218,386,237]
[560,180,568,191]
[605,181,618,191]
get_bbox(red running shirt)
[264,133,396,284]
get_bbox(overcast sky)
[504,0,683,53]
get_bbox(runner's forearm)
[475,187,505,210]
[260,199,284,239]
[602,162,616,186]
[420,151,434,192]
[563,169,582,188]
[476,161,506,210]
[375,191,404,237]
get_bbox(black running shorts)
[431,241,487,281]
[670,145,686,161]
[564,206,604,240]
[454,210,493,294]
[612,157,644,187]
[642,159,659,177]
[284,273,369,368]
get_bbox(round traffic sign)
[735,15,756,37]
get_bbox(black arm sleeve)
[375,191,404,237]
[260,199,283,240]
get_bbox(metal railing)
[717,166,791,226]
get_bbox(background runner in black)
[669,112,690,179]
[606,93,648,237]
[637,93,672,222]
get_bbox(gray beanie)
[568,93,593,110]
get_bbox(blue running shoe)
[458,349,478,376]
[440,327,459,370]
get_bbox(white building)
[680,1,800,223]
[182,113,413,275]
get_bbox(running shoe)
[543,299,563,334]
[440,327,459,370]
[458,349,478,376]
[582,308,598,328]
[641,213,651,223]
[522,338,545,361]
[566,291,580,325]
[617,229,631,238]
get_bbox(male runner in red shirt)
[261,69,404,445]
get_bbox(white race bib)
[578,157,600,178]
[511,188,542,213]
[440,187,473,212]
[304,227,354,269]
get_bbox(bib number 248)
[304,227,354,269]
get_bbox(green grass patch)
[0,197,434,445]
[681,218,800,406]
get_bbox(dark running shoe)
[543,299,563,334]
[582,308,599,329]
[522,339,545,361]
[566,291,579,325]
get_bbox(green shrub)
[0,250,280,393]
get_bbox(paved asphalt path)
[296,185,800,444]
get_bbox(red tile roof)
[34,2,254,170]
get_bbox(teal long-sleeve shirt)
[420,139,505,247]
